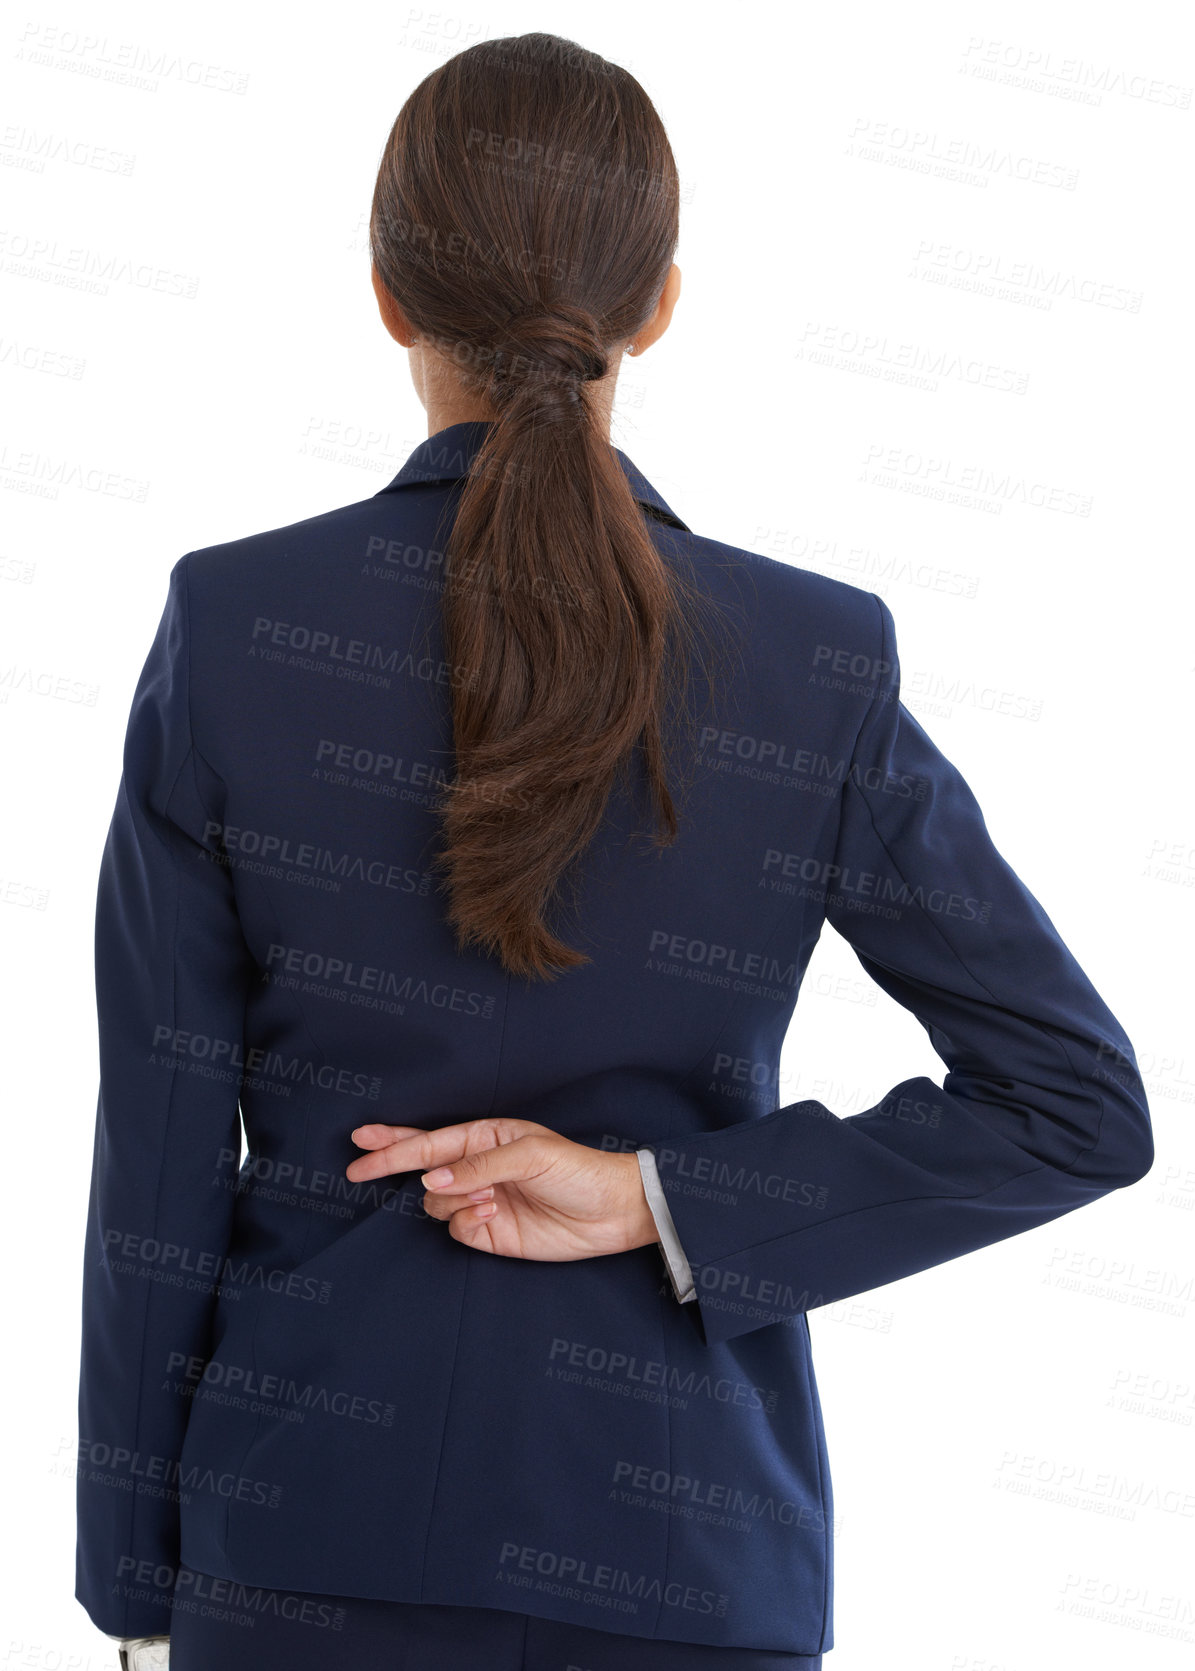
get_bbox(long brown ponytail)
[369,32,735,982]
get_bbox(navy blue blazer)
[76,419,1154,1655]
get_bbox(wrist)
[623,1152,660,1251]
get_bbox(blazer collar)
[374,419,690,532]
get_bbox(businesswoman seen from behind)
[75,31,1154,1671]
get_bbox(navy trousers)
[167,1564,824,1669]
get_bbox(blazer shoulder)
[176,498,890,662]
[179,492,382,585]
[679,526,887,646]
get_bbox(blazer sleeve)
[76,554,255,1637]
[641,592,1154,1348]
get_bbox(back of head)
[370,31,725,982]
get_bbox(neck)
[415,347,620,441]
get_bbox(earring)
[626,344,636,355]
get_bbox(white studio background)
[2,2,1191,1667]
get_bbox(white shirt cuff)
[636,1147,696,1303]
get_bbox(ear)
[631,263,681,356]
[371,264,416,348]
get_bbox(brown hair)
[369,31,736,982]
